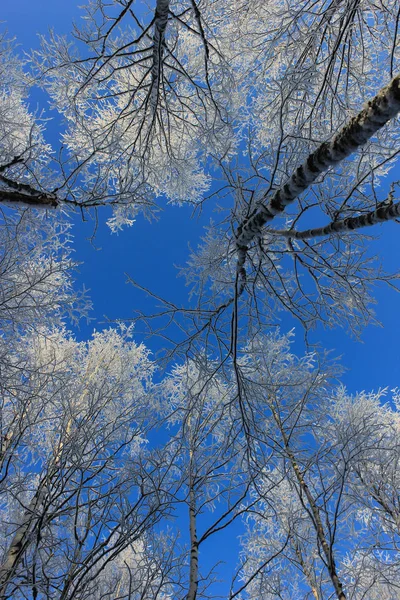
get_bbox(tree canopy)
[1,1,400,598]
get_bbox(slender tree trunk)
[0,429,14,471]
[0,408,32,476]
[235,74,400,287]
[0,359,102,594]
[0,419,73,597]
[186,471,199,600]
[268,197,400,240]
[270,406,346,600]
[292,538,320,600]
[0,479,48,597]
[150,0,170,111]
[287,446,346,599]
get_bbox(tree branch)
[235,74,400,292]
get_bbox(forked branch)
[235,75,400,293]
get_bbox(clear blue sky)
[3,2,400,594]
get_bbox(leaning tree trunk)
[235,74,400,293]
[0,476,51,597]
[0,418,73,597]
[150,0,170,111]
[270,405,346,600]
[292,537,321,600]
[0,360,102,595]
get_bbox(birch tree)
[3,0,400,290]
[235,333,400,600]
[0,34,58,210]
[159,357,250,600]
[18,0,234,228]
[0,326,175,599]
[0,210,88,336]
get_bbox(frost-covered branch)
[272,409,346,600]
[268,196,400,240]
[0,187,58,208]
[235,74,400,289]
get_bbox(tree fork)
[235,74,400,284]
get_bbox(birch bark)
[0,418,73,597]
[150,0,170,112]
[186,475,199,600]
[235,74,400,287]
[268,198,400,240]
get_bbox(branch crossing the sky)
[235,74,400,290]
[268,195,400,240]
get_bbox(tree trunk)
[0,480,48,597]
[292,538,320,600]
[235,74,400,287]
[270,406,346,600]
[150,0,170,111]
[186,472,199,600]
[0,418,73,597]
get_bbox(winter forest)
[1,0,400,598]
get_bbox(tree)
[2,1,400,597]
[0,34,56,209]
[0,210,88,335]
[2,0,400,348]
[159,357,251,599]
[0,325,178,599]
[2,0,399,240]
[236,332,400,600]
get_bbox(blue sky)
[3,2,400,594]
